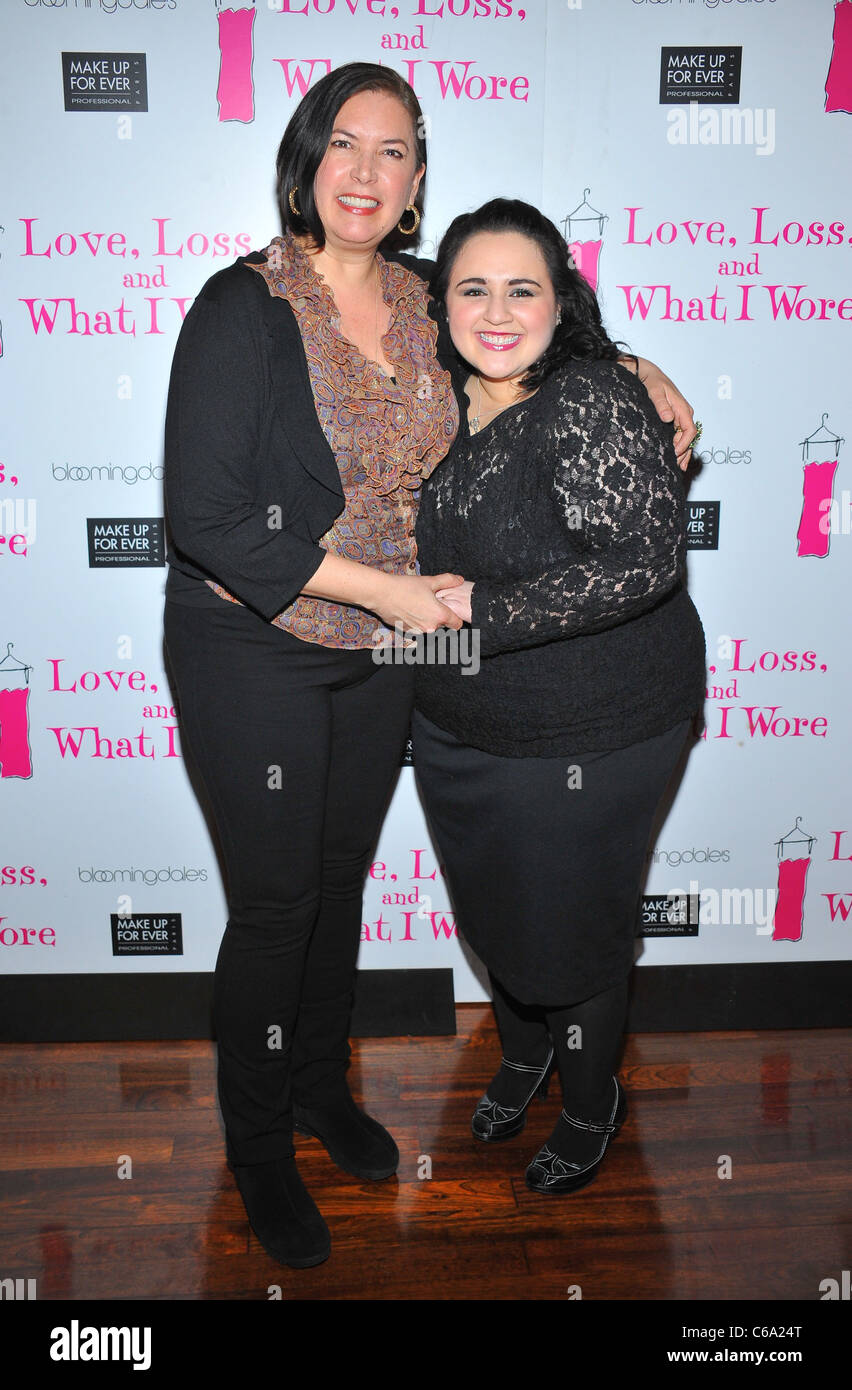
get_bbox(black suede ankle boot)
[293,1090,399,1180]
[232,1156,331,1267]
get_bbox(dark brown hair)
[276,62,427,252]
[432,198,631,390]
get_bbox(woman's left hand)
[630,357,697,469]
[436,580,474,623]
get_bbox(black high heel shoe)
[525,1075,627,1194]
[471,1045,555,1142]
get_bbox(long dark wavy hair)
[275,63,427,254]
[431,198,633,390]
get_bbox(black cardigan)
[163,248,461,621]
[414,359,706,756]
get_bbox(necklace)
[468,377,516,435]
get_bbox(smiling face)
[445,230,560,387]
[311,89,425,254]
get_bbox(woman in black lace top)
[413,200,706,1194]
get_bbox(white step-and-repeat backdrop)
[2,0,850,1002]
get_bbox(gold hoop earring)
[398,204,421,235]
[288,186,301,218]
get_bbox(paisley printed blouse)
[205,232,459,648]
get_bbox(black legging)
[163,597,414,1167]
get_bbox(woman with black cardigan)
[413,200,706,1193]
[163,65,699,1266]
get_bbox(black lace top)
[414,358,706,756]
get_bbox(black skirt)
[412,710,692,1006]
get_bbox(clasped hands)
[435,579,473,623]
[374,571,473,632]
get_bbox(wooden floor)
[1,1007,849,1302]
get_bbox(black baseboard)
[624,961,850,1031]
[0,968,456,1043]
[0,962,848,1043]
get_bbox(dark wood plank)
[0,1009,849,1301]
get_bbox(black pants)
[163,598,414,1166]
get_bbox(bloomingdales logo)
[80,865,207,884]
[634,0,777,9]
[52,462,164,485]
[697,445,752,467]
[649,846,731,868]
[26,0,176,12]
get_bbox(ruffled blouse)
[205,232,459,647]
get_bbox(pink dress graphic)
[772,858,810,942]
[217,7,255,124]
[562,191,607,292]
[826,0,852,114]
[0,687,32,779]
[568,240,603,292]
[796,459,838,557]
